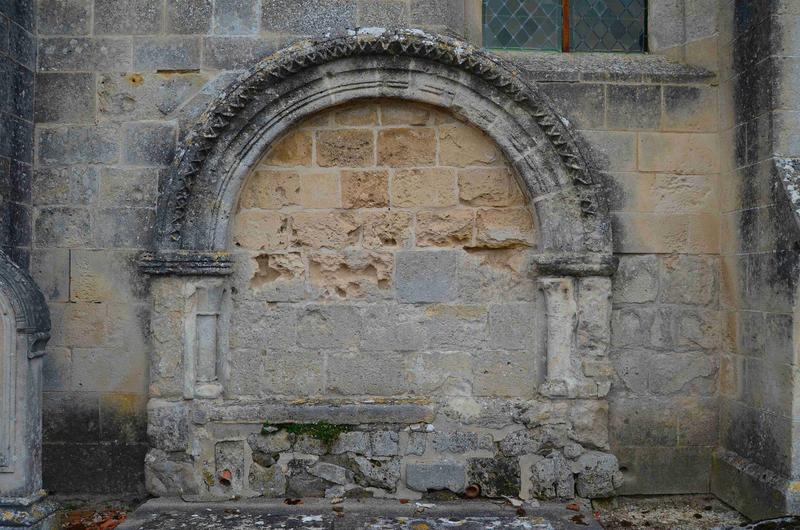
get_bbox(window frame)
[479,0,649,53]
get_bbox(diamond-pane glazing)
[483,0,562,51]
[570,0,646,52]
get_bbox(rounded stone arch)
[0,251,50,345]
[144,28,612,274]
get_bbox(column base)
[0,491,59,529]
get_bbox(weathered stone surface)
[370,431,399,456]
[133,37,202,70]
[123,122,176,166]
[94,0,162,34]
[499,429,540,457]
[296,305,361,349]
[467,457,521,497]
[202,36,277,69]
[249,462,286,497]
[392,168,458,207]
[353,456,401,490]
[261,0,356,33]
[213,0,259,34]
[415,210,474,247]
[96,72,210,122]
[39,37,132,72]
[291,211,360,249]
[406,432,427,456]
[309,250,393,299]
[377,128,436,166]
[458,168,519,206]
[285,458,331,497]
[573,451,622,498]
[233,210,289,250]
[606,85,661,130]
[395,250,458,302]
[430,432,493,454]
[612,255,658,303]
[439,123,501,166]
[307,461,353,485]
[38,125,119,165]
[35,73,95,123]
[529,452,574,499]
[37,0,92,34]
[144,449,198,496]
[361,211,413,248]
[317,129,374,167]
[331,431,369,455]
[341,170,389,208]
[406,462,466,493]
[166,0,212,34]
[248,431,292,454]
[474,208,535,248]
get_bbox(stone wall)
[27,0,731,499]
[515,59,721,494]
[0,0,35,268]
[712,0,800,519]
[229,100,540,400]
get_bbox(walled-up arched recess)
[141,30,623,500]
[142,29,613,275]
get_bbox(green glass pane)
[570,0,647,52]
[483,0,562,51]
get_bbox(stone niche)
[142,29,618,503]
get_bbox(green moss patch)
[261,421,351,445]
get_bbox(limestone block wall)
[520,61,722,494]
[0,0,35,268]
[228,100,540,401]
[712,0,800,519]
[28,0,726,496]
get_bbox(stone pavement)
[118,498,602,529]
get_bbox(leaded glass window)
[482,0,647,52]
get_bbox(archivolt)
[147,29,611,272]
